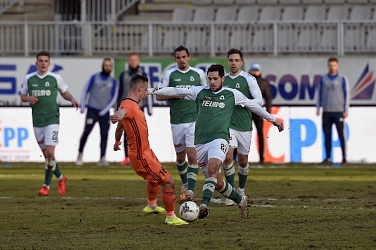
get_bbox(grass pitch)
[0,162,376,250]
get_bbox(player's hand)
[71,98,80,111]
[113,141,122,151]
[28,96,38,105]
[316,111,320,116]
[110,114,119,124]
[343,112,348,118]
[273,120,284,132]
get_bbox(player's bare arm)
[61,91,79,110]
[113,122,124,151]
[20,94,38,104]
[110,109,127,124]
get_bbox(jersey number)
[52,131,58,142]
[220,143,228,153]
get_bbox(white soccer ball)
[179,201,199,222]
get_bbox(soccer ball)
[179,201,199,222]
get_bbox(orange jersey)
[119,98,151,159]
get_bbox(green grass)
[1,163,376,250]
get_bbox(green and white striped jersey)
[224,71,263,132]
[154,86,276,145]
[159,66,206,124]
[20,72,68,127]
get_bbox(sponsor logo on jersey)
[204,95,212,100]
[190,76,195,81]
[31,90,51,96]
[174,143,183,148]
[176,85,193,88]
[202,100,225,108]
[174,79,181,82]
[32,84,38,87]
[45,82,50,87]
[351,64,375,100]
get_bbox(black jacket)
[254,75,272,113]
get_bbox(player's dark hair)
[328,57,338,63]
[130,74,148,90]
[227,48,243,61]
[36,51,51,60]
[207,64,225,78]
[174,45,190,57]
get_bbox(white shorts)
[196,139,228,177]
[229,128,252,155]
[171,122,195,153]
[33,124,60,149]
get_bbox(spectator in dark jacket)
[249,63,272,164]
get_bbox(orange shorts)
[130,149,170,184]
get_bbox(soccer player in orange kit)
[110,74,188,226]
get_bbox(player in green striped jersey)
[153,64,284,219]
[19,51,79,196]
[156,46,206,203]
[222,49,263,206]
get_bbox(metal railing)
[0,20,375,57]
[0,0,22,16]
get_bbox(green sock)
[54,162,62,178]
[223,163,235,188]
[176,161,188,184]
[201,177,217,206]
[238,164,250,189]
[219,181,242,204]
[187,164,198,192]
[44,166,54,186]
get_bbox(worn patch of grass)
[0,163,376,249]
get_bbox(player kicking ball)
[110,74,188,226]
[152,64,284,219]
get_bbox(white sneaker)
[225,198,234,206]
[75,153,83,166]
[97,157,109,166]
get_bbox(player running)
[152,64,284,219]
[156,45,206,202]
[222,48,264,206]
[20,50,79,196]
[110,74,188,226]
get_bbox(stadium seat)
[229,28,252,51]
[185,26,211,53]
[347,0,368,2]
[296,28,320,52]
[252,25,274,52]
[257,0,278,4]
[349,6,372,20]
[282,6,304,21]
[171,8,193,22]
[235,0,256,4]
[279,0,300,4]
[237,6,259,22]
[213,0,234,4]
[327,6,349,20]
[304,6,326,21]
[324,0,346,3]
[365,28,376,50]
[193,7,215,22]
[301,0,323,3]
[161,28,186,52]
[319,28,337,52]
[214,7,237,52]
[259,6,281,21]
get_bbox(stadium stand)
[1,0,376,56]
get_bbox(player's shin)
[220,181,243,204]
[176,161,188,184]
[238,163,250,190]
[162,190,176,218]
[201,177,217,206]
[223,163,235,188]
[44,159,56,186]
[187,164,198,193]
[54,162,62,179]
[147,181,160,208]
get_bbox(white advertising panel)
[1,107,375,163]
[0,58,103,106]
[244,57,376,106]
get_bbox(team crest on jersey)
[45,82,50,87]
[236,83,240,88]
[204,95,212,100]
[220,95,225,100]
[190,76,195,81]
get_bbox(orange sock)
[147,181,160,207]
[162,189,176,217]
